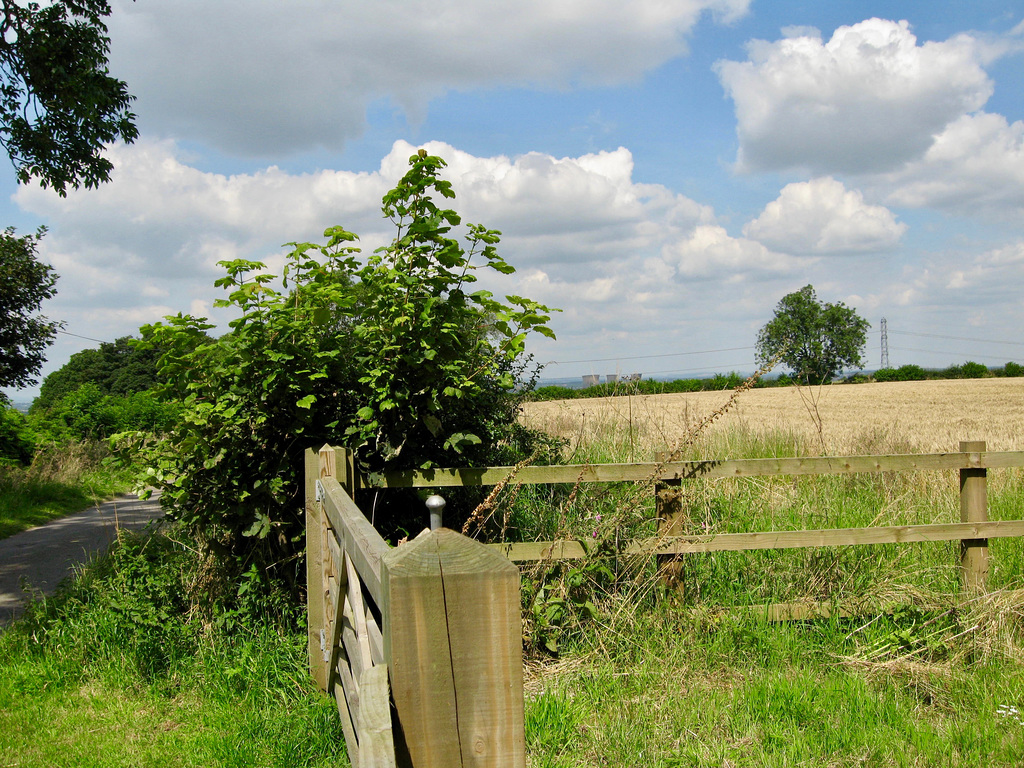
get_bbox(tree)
[32,334,165,411]
[756,285,869,385]
[0,0,137,195]
[121,150,558,594]
[0,227,61,392]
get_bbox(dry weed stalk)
[461,449,538,536]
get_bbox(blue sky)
[5,0,1024,399]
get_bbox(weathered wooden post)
[382,528,525,768]
[655,452,685,594]
[317,444,337,692]
[959,439,989,593]
[305,446,328,691]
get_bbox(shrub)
[123,150,559,587]
[30,384,180,444]
[531,385,578,401]
[1002,361,1024,377]
[0,404,34,465]
[960,361,989,379]
[875,364,927,383]
[896,364,928,381]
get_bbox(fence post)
[318,445,339,693]
[655,452,685,594]
[305,447,328,691]
[959,439,989,593]
[382,528,525,768]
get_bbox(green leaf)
[423,413,442,436]
[296,395,316,409]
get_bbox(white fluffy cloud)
[663,224,801,278]
[715,18,997,174]
[744,177,906,254]
[12,139,724,342]
[15,138,839,386]
[879,113,1024,216]
[109,0,750,156]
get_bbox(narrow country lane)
[0,493,164,626]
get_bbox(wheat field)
[522,377,1024,457]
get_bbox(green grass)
[0,441,134,540]
[508,424,1024,766]
[525,604,1024,767]
[0,530,348,768]
[5,425,1024,766]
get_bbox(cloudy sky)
[5,0,1024,399]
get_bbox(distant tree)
[959,361,989,379]
[0,227,60,392]
[33,335,164,411]
[0,402,33,463]
[0,0,137,195]
[756,285,870,385]
[873,364,927,383]
[1002,362,1024,378]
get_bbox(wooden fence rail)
[358,440,1024,594]
[306,445,525,768]
[307,439,1023,760]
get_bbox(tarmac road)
[0,493,164,626]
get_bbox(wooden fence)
[307,439,1024,762]
[358,440,1024,596]
[305,445,525,768]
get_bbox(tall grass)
[0,528,348,768]
[0,441,134,539]
[508,388,1024,766]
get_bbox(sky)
[5,0,1024,400]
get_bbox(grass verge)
[0,529,348,768]
[0,442,134,540]
[524,592,1024,767]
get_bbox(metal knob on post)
[425,494,446,531]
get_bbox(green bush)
[529,373,756,401]
[122,150,560,587]
[874,364,927,382]
[531,385,579,401]
[29,384,180,444]
[942,361,990,380]
[960,361,989,379]
[1000,361,1024,377]
[0,404,34,465]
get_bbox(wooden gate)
[305,445,525,768]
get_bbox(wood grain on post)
[319,445,338,692]
[305,447,327,691]
[656,479,685,592]
[320,475,387,607]
[383,528,525,768]
[345,447,360,497]
[655,452,685,593]
[382,531,460,767]
[960,440,989,592]
[319,443,337,483]
[357,664,398,767]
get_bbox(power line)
[56,329,112,344]
[638,362,760,377]
[890,330,1024,347]
[890,345,1020,363]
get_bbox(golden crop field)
[522,378,1024,458]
